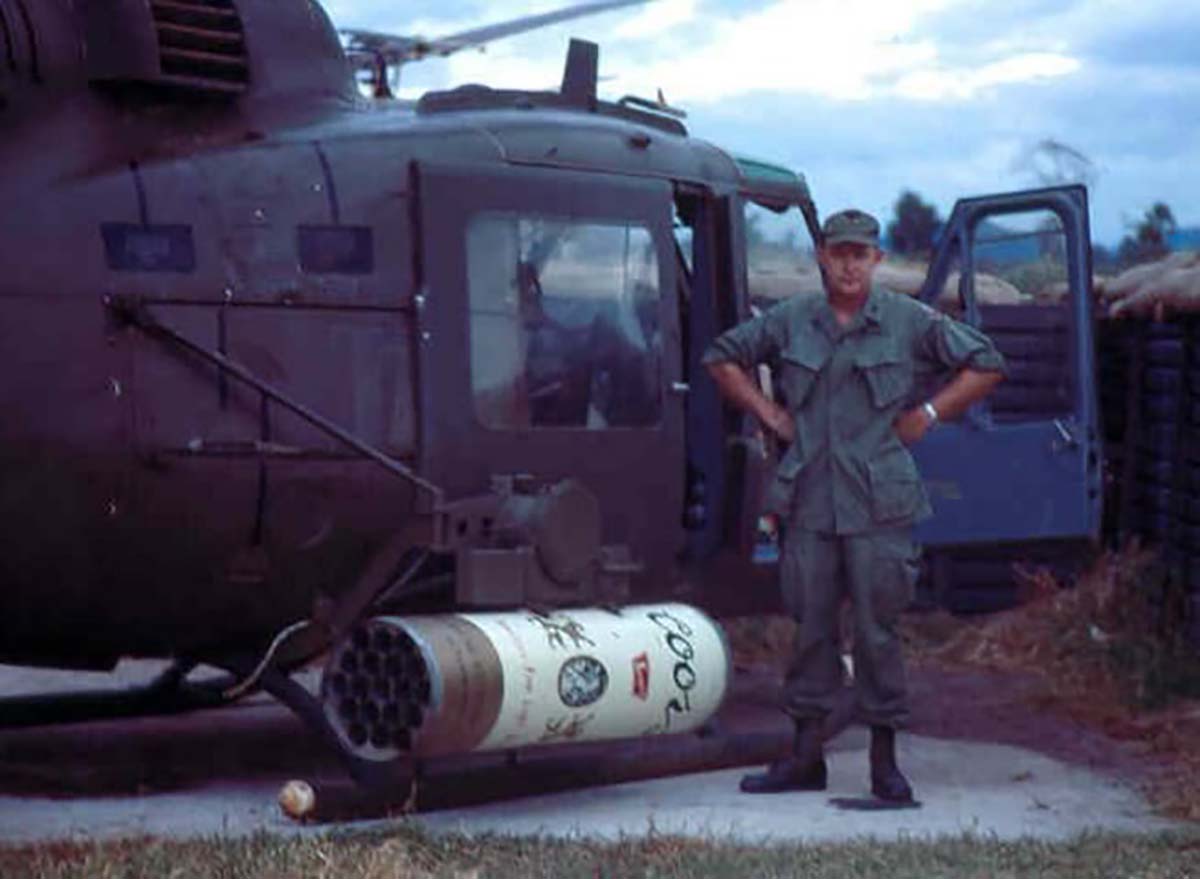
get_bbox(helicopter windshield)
[467,213,662,431]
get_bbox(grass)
[2,826,1199,879]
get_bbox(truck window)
[467,213,662,431]
[971,209,1068,305]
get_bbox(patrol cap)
[821,209,881,248]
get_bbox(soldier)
[704,209,1005,803]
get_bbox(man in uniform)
[703,209,1005,802]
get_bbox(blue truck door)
[911,185,1102,557]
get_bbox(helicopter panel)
[0,291,133,668]
[227,308,417,455]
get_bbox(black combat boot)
[869,725,914,802]
[739,718,827,794]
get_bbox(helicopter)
[0,0,1102,786]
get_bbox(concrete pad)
[0,783,290,844]
[414,732,1179,842]
[0,731,1179,844]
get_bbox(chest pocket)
[856,346,912,410]
[779,343,829,410]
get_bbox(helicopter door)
[912,185,1102,607]
[414,162,683,589]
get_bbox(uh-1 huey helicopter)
[0,0,1103,788]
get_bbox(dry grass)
[723,614,801,670]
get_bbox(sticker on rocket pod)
[557,655,608,707]
[631,652,650,700]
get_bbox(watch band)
[921,401,940,425]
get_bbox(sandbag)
[747,258,823,302]
[1109,264,1200,318]
[877,261,1025,310]
[749,258,1025,311]
[1101,251,1200,303]
[874,262,926,295]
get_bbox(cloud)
[600,0,949,102]
[893,52,1080,101]
[610,0,696,39]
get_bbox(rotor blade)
[431,0,649,55]
[341,0,649,65]
[340,31,421,60]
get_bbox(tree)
[886,190,941,257]
[1136,202,1176,255]
[1117,202,1177,266]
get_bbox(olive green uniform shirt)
[702,287,1007,535]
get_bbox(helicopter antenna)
[561,39,599,108]
[341,0,649,99]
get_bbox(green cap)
[821,209,881,248]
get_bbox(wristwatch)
[921,401,940,427]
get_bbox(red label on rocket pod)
[631,652,650,700]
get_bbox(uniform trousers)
[779,521,920,728]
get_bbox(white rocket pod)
[319,603,730,762]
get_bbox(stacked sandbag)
[1104,251,1200,318]
[1095,315,1200,643]
[746,256,822,302]
[748,257,1026,310]
[1034,276,1110,305]
[876,261,1027,311]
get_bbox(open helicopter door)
[911,185,1102,610]
[413,161,684,596]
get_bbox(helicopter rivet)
[109,378,122,398]
[414,295,426,309]
[313,183,323,193]
[421,331,432,343]
[106,499,119,518]
[223,287,234,301]
[253,208,266,221]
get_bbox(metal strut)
[0,661,236,729]
[108,294,443,504]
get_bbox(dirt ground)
[905,662,1155,782]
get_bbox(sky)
[322,0,1199,246]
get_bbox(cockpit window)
[743,201,818,309]
[467,213,662,430]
